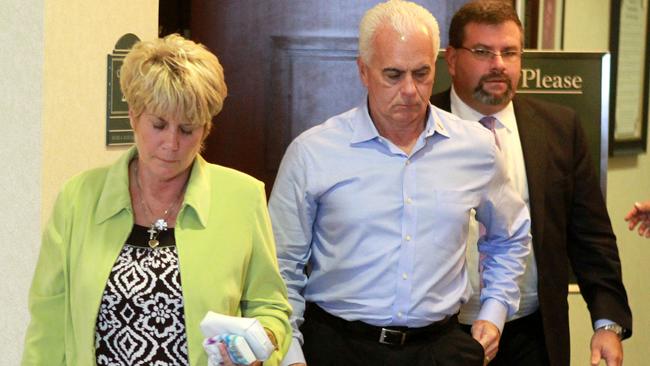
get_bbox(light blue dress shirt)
[269,102,531,365]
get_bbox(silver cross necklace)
[133,160,185,249]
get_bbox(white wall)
[564,0,650,365]
[0,2,44,365]
[1,0,157,363]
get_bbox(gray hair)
[358,0,440,64]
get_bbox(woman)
[22,34,291,366]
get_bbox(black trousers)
[460,311,550,366]
[301,304,484,366]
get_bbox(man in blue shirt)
[269,1,531,365]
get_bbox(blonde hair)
[119,34,227,137]
[358,0,440,64]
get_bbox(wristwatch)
[596,323,624,339]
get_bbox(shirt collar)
[429,105,450,138]
[449,86,517,133]
[350,100,381,144]
[180,154,210,228]
[350,98,447,144]
[95,146,210,228]
[95,146,138,224]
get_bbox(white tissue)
[200,311,275,361]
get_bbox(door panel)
[191,1,467,194]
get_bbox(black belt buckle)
[379,328,406,345]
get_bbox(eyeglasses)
[457,47,523,62]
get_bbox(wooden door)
[190,1,467,194]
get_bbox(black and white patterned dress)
[95,225,189,366]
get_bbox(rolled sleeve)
[476,151,532,319]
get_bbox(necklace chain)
[133,160,186,248]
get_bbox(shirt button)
[402,273,408,280]
[406,197,412,204]
[397,312,403,318]
[405,235,412,241]
[406,159,411,165]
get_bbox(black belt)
[305,303,457,346]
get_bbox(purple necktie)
[479,116,501,149]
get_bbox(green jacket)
[22,147,292,365]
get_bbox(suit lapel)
[513,96,546,248]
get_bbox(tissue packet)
[200,311,275,361]
[203,334,257,365]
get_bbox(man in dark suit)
[430,2,632,366]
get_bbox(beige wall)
[42,0,158,223]
[564,0,650,365]
[1,0,157,363]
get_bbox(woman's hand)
[204,334,260,366]
[217,342,261,366]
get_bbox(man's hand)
[590,329,623,366]
[471,320,500,364]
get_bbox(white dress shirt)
[450,86,540,324]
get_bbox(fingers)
[483,354,491,366]
[218,342,235,366]
[591,330,623,366]
[624,203,650,236]
[624,206,638,222]
[633,217,650,236]
[635,200,650,212]
[590,331,605,366]
[471,320,500,361]
[590,348,601,366]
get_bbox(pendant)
[148,239,160,249]
[154,218,168,232]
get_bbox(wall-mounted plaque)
[106,33,140,146]
[609,0,649,155]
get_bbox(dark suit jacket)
[431,90,632,366]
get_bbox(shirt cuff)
[476,298,508,334]
[280,338,306,366]
[594,318,616,330]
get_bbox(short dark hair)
[448,0,523,48]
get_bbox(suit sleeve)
[565,113,632,338]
